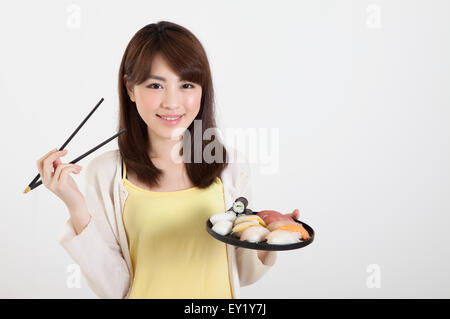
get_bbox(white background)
[1,0,449,298]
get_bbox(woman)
[36,21,277,299]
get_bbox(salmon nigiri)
[276,223,310,240]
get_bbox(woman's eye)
[147,83,162,89]
[146,83,195,89]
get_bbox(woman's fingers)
[36,148,57,174]
[59,165,82,184]
[52,163,70,184]
[53,157,62,170]
[53,163,82,184]
[41,150,67,185]
[35,148,85,208]
[37,148,57,168]
[290,208,299,220]
[37,149,59,184]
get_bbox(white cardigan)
[58,147,277,299]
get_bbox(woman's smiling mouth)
[156,114,184,125]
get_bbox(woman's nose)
[162,103,179,110]
[162,94,180,109]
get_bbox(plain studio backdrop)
[0,0,449,298]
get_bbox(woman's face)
[125,53,202,141]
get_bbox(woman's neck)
[147,131,183,165]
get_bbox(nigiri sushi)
[240,225,270,243]
[257,209,299,225]
[234,214,266,227]
[276,223,310,240]
[265,230,301,245]
[209,211,236,225]
[231,220,259,237]
[267,220,297,231]
[212,220,233,236]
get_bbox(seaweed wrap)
[232,197,248,214]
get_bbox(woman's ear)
[123,75,136,102]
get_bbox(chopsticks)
[23,98,126,194]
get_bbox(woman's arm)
[59,157,130,299]
[232,149,277,286]
[67,199,91,235]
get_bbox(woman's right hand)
[36,148,85,209]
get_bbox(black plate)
[206,212,315,251]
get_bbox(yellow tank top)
[121,159,232,299]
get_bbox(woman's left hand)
[257,250,276,266]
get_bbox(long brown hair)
[117,21,228,189]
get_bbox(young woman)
[36,21,277,299]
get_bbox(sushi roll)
[234,214,266,227]
[232,197,248,214]
[209,211,236,225]
[265,230,301,245]
[244,208,253,215]
[212,220,233,236]
[240,225,270,243]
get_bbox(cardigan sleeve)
[232,151,277,287]
[58,158,130,299]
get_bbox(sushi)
[231,220,259,237]
[257,208,300,225]
[231,197,248,214]
[267,220,297,231]
[240,225,270,243]
[212,220,233,236]
[234,214,266,227]
[265,230,301,245]
[276,223,311,240]
[209,211,236,225]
